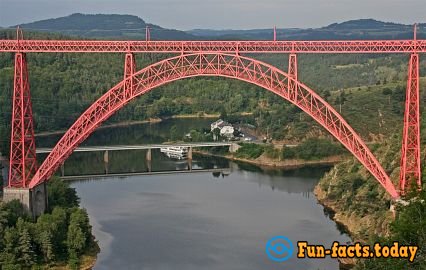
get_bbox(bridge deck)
[1,40,425,53]
[36,142,233,154]
[60,168,231,181]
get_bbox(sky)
[0,0,425,30]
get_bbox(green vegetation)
[0,17,425,269]
[356,191,426,269]
[16,13,195,40]
[235,143,265,159]
[235,138,344,160]
[2,29,425,157]
[12,14,426,40]
[316,114,426,268]
[282,138,345,160]
[0,178,97,269]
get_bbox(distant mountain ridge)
[10,14,426,40]
[189,19,426,40]
[14,13,197,40]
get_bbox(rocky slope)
[315,133,426,243]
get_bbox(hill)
[13,13,197,40]
[188,19,426,40]
[8,14,426,40]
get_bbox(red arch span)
[29,53,399,198]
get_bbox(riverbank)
[312,148,400,269]
[195,149,346,169]
[313,160,394,242]
[48,240,99,270]
[35,118,163,137]
[0,178,100,269]
[34,113,254,137]
[70,152,350,270]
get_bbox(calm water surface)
[71,164,350,270]
[39,119,350,270]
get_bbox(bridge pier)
[103,150,109,174]
[146,149,152,172]
[188,147,193,160]
[146,148,152,162]
[188,159,192,171]
[146,160,152,172]
[229,143,241,153]
[104,150,109,163]
[9,49,38,188]
[187,147,193,171]
[399,51,422,193]
[3,183,48,218]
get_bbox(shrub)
[235,143,265,159]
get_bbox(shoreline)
[35,112,254,137]
[34,113,248,137]
[35,118,163,137]
[314,186,358,269]
[195,149,346,169]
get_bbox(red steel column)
[124,53,136,98]
[288,53,298,100]
[399,52,421,193]
[8,52,38,187]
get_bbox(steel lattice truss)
[8,53,38,188]
[400,53,421,192]
[28,53,399,198]
[0,39,425,53]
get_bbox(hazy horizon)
[1,0,425,30]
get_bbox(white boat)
[160,146,189,160]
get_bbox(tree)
[3,200,27,226]
[323,90,331,100]
[67,208,91,257]
[39,231,55,263]
[382,88,392,95]
[0,204,9,250]
[51,207,68,250]
[212,128,221,141]
[67,223,86,256]
[17,228,36,267]
[1,227,19,267]
[35,213,58,263]
[281,146,296,159]
[68,249,79,270]
[359,191,426,269]
[47,177,79,210]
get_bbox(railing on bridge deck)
[36,142,235,154]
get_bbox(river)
[37,118,350,270]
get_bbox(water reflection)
[37,118,214,148]
[36,118,350,270]
[235,163,331,194]
[72,162,350,270]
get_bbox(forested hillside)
[14,13,196,40]
[0,178,97,269]
[190,19,426,40]
[315,115,426,269]
[9,14,426,40]
[0,29,425,156]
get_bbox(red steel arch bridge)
[1,28,425,205]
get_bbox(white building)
[211,119,235,138]
[211,119,225,131]
[220,125,235,138]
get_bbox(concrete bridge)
[36,142,240,154]
[60,168,232,181]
